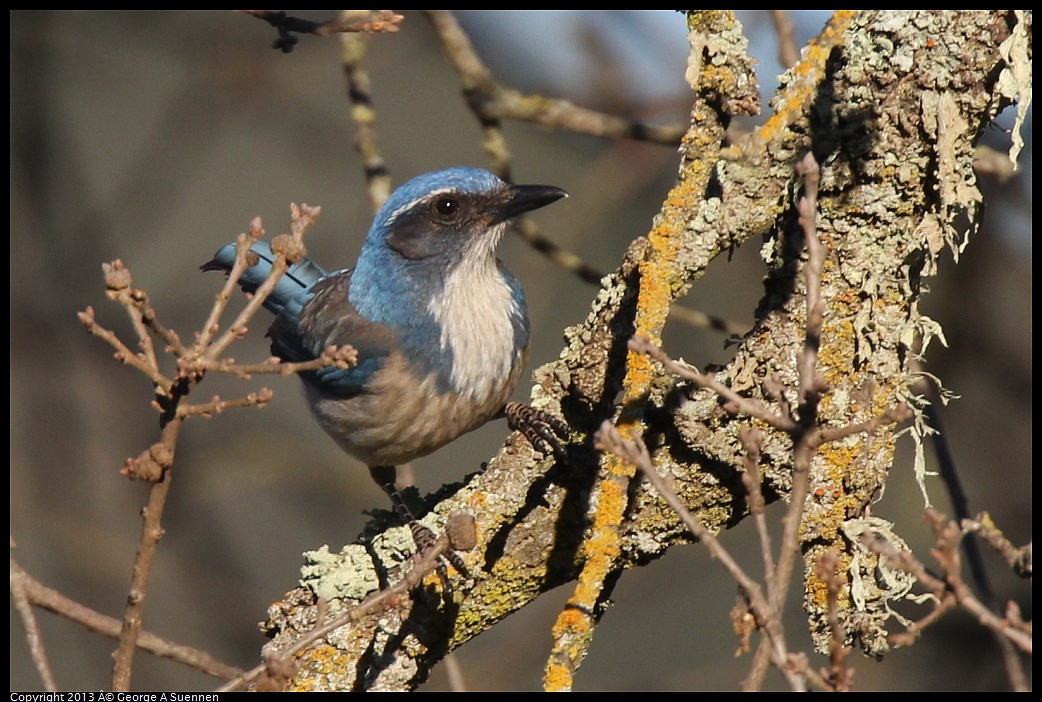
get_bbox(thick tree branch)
[258,11,1025,690]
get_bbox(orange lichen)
[753,11,855,147]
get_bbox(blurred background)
[10,11,1031,691]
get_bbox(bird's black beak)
[493,184,568,225]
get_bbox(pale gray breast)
[303,347,523,468]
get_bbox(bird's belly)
[303,351,522,467]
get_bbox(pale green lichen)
[995,10,1032,169]
[300,544,380,602]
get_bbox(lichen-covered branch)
[256,10,1027,690]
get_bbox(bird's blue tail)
[201,240,328,315]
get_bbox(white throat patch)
[426,224,527,401]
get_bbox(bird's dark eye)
[433,196,460,219]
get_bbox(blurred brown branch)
[240,10,403,53]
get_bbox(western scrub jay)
[203,167,568,562]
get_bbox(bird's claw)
[409,521,469,595]
[504,401,569,459]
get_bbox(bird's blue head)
[367,168,563,263]
[349,167,566,318]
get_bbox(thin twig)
[795,153,825,413]
[740,638,775,691]
[205,207,320,360]
[427,11,686,142]
[184,345,357,381]
[339,20,392,211]
[815,551,853,691]
[218,527,464,692]
[240,10,403,53]
[910,367,993,597]
[594,422,806,691]
[112,415,182,690]
[177,389,274,418]
[769,11,800,68]
[78,205,324,688]
[10,546,58,691]
[78,306,173,392]
[739,429,777,603]
[104,261,162,371]
[442,652,468,692]
[629,336,798,432]
[196,218,265,350]
[11,550,241,682]
[963,514,1032,578]
[916,369,1030,689]
[766,154,826,629]
[862,511,1032,655]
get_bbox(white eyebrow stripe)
[385,187,460,224]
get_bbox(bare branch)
[424,10,685,146]
[594,421,807,691]
[862,511,1033,655]
[11,548,242,682]
[240,10,403,53]
[769,11,800,68]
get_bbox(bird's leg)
[368,465,469,585]
[502,402,569,459]
[368,465,423,538]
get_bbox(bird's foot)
[370,465,468,595]
[504,402,569,459]
[408,520,470,584]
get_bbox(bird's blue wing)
[204,242,391,395]
[269,269,396,397]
